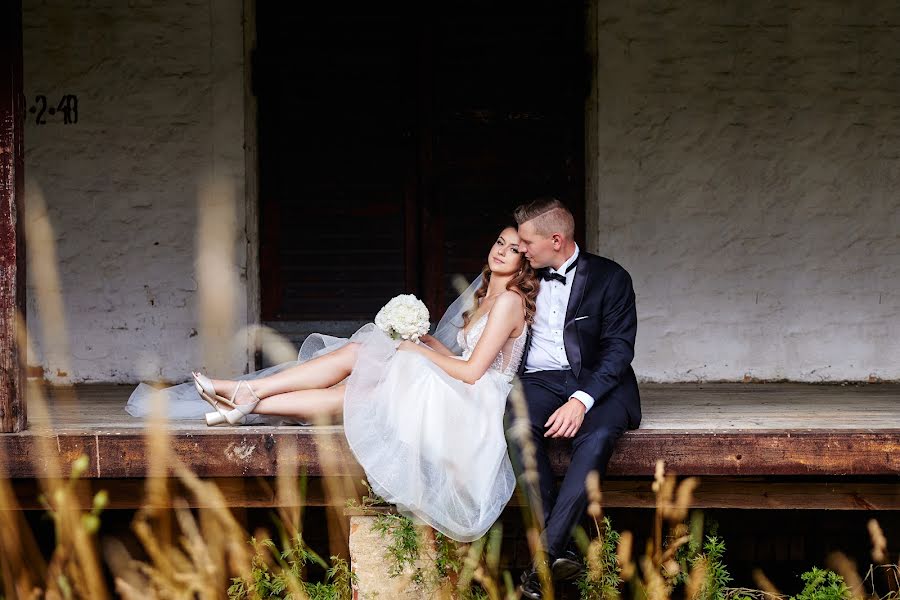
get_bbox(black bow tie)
[537,255,578,284]
[538,270,567,284]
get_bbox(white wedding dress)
[125,277,525,541]
[343,311,526,542]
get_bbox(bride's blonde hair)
[462,228,539,328]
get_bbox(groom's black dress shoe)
[519,550,585,599]
[519,568,544,600]
[551,548,585,582]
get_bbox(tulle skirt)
[125,362,307,425]
[125,323,516,541]
[123,328,357,424]
[341,324,516,542]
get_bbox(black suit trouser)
[507,369,630,558]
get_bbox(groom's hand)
[544,398,586,438]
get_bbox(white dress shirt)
[524,244,595,412]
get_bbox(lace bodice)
[457,312,529,382]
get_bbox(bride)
[126,225,538,541]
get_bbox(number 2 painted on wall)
[30,94,78,125]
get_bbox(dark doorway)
[256,4,585,335]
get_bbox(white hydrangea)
[374,294,430,341]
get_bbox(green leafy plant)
[668,514,732,600]
[371,513,494,596]
[672,515,719,585]
[678,535,732,600]
[790,567,851,600]
[345,479,388,510]
[460,586,490,600]
[578,515,623,600]
[227,534,355,600]
[372,514,425,580]
[435,529,464,580]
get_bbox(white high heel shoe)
[192,372,235,406]
[193,371,235,426]
[205,410,227,426]
[222,380,262,425]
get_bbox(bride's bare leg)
[252,385,345,421]
[210,343,358,405]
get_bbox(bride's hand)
[397,340,418,352]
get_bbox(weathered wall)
[587,1,900,382]
[23,0,252,383]
[21,1,898,383]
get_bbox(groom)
[509,197,641,599]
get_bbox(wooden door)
[419,3,586,312]
[257,4,584,323]
[257,8,416,321]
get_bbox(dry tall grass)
[1,179,896,599]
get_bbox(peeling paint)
[225,441,256,463]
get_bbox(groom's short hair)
[513,196,575,239]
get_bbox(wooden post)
[0,0,27,433]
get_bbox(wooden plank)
[350,477,900,513]
[7,477,898,511]
[0,427,897,479]
[0,429,360,479]
[6,477,359,510]
[593,478,900,510]
[0,0,26,433]
[21,382,900,431]
[591,429,900,476]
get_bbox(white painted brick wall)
[588,1,900,382]
[21,1,898,383]
[23,0,251,383]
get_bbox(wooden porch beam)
[0,427,897,479]
[0,0,26,433]
[6,476,899,512]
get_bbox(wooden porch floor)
[23,381,900,431]
[0,382,895,480]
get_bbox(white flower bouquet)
[374,294,430,341]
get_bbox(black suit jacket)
[518,251,642,429]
